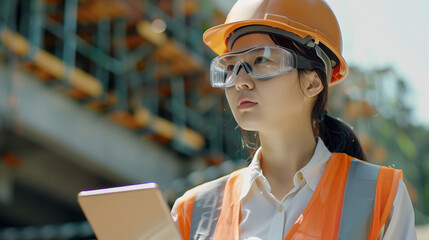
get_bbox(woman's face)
[225,33,313,132]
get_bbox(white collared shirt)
[239,138,417,240]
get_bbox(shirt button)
[297,172,304,181]
[279,205,284,212]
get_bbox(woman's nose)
[234,66,255,90]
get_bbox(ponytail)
[319,113,367,161]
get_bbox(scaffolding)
[0,0,241,157]
[0,0,244,237]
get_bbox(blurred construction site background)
[0,0,428,239]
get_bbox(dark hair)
[240,34,367,161]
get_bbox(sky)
[325,0,429,127]
[213,0,429,127]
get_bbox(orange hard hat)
[203,0,348,85]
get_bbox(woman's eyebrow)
[225,55,240,64]
[226,49,263,63]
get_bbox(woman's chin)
[236,122,261,132]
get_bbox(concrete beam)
[0,63,185,189]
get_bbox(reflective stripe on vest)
[338,159,381,240]
[182,154,401,240]
[190,175,229,240]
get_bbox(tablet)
[77,182,182,240]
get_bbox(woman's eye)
[254,56,269,64]
[226,65,234,72]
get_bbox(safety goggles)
[210,45,325,88]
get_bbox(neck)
[258,125,317,181]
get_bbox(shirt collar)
[240,147,264,201]
[299,137,332,191]
[240,137,332,201]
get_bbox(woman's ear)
[301,72,324,98]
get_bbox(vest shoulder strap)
[177,168,245,240]
[190,174,230,240]
[338,158,402,240]
[367,166,402,239]
[283,153,402,240]
[212,170,244,240]
[338,159,381,239]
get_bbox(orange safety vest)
[175,153,402,240]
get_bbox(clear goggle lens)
[210,45,323,88]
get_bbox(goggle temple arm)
[296,54,326,74]
[315,45,333,83]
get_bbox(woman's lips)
[238,101,257,109]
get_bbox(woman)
[171,0,416,239]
